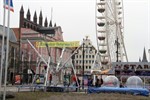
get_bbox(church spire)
[20,5,24,27]
[20,5,24,13]
[44,17,48,27]
[33,11,37,24]
[142,47,148,62]
[54,23,57,27]
[27,9,31,20]
[139,57,141,62]
[39,11,43,26]
[49,20,52,27]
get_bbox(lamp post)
[82,41,85,89]
[82,38,92,89]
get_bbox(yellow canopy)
[91,70,101,75]
[100,69,114,75]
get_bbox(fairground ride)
[95,0,128,70]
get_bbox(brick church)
[5,6,73,84]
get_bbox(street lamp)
[82,38,92,89]
[82,41,85,89]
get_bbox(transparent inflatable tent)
[126,76,143,88]
[103,75,120,87]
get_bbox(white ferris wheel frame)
[95,0,128,70]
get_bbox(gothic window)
[27,23,30,28]
[34,26,36,30]
[31,25,33,29]
[24,22,26,28]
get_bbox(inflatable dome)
[126,76,143,88]
[103,76,119,87]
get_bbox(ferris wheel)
[95,0,128,69]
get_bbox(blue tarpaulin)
[87,87,150,96]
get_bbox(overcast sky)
[0,0,149,62]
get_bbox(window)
[86,55,88,58]
[89,55,91,58]
[24,22,26,28]
[86,66,88,69]
[86,60,88,63]
[89,66,91,69]
[80,55,81,58]
[76,55,78,58]
[80,60,81,63]
[89,60,91,63]
[92,55,94,58]
[92,60,94,63]
[76,60,78,63]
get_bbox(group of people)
[88,76,103,87]
[95,77,103,87]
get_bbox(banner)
[112,62,150,70]
[112,62,150,76]
[36,41,80,47]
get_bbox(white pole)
[0,0,6,89]
[148,49,150,62]
[27,39,48,65]
[56,48,65,71]
[27,39,51,87]
[44,57,50,86]
[28,52,31,84]
[3,0,11,99]
[31,57,40,85]
[71,60,79,87]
